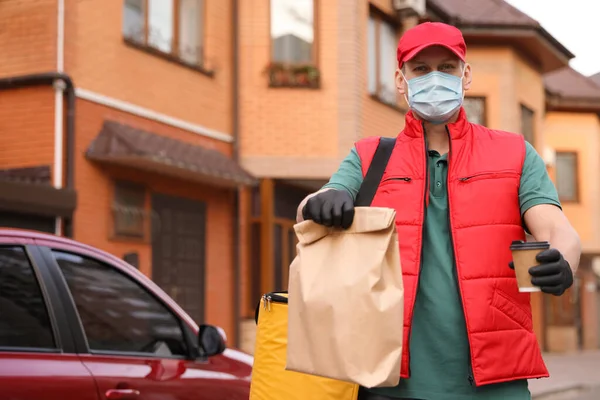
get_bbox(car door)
[0,242,98,400]
[42,246,250,400]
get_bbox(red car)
[0,228,252,400]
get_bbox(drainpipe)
[231,0,241,349]
[54,0,66,235]
[0,72,76,238]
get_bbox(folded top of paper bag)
[293,207,396,245]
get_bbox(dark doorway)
[0,211,55,233]
[151,193,206,324]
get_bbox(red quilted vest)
[355,108,549,386]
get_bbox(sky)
[504,0,600,76]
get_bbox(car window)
[0,246,55,350]
[52,250,188,358]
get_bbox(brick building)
[0,0,254,343]
[543,67,600,352]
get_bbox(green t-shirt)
[323,141,561,400]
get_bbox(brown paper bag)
[286,206,404,389]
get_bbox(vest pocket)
[491,289,533,331]
[381,176,412,183]
[458,170,519,183]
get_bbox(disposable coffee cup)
[510,240,550,292]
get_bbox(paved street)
[578,386,600,400]
[529,351,600,399]
[533,385,600,400]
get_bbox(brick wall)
[72,98,237,340]
[238,0,343,179]
[74,99,237,339]
[0,0,57,77]
[0,0,58,174]
[64,0,233,135]
[362,98,406,139]
[238,0,408,179]
[0,87,55,170]
[361,1,407,141]
[337,0,363,156]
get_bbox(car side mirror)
[198,324,226,357]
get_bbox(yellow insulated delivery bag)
[249,292,359,400]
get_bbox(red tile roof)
[0,166,52,184]
[544,67,600,100]
[87,121,257,187]
[428,0,538,27]
[424,0,590,103]
[426,0,574,67]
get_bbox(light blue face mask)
[403,70,465,124]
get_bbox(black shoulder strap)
[354,137,396,207]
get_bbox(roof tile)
[86,121,256,187]
[544,67,600,100]
[428,0,539,27]
[0,166,52,185]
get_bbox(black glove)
[509,248,573,296]
[302,189,354,229]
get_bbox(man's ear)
[463,63,473,92]
[396,68,407,95]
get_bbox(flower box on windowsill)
[264,63,320,89]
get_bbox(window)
[148,0,174,53]
[53,251,187,357]
[0,247,55,350]
[368,12,398,106]
[113,181,146,239]
[266,0,319,88]
[178,0,203,65]
[270,0,315,65]
[555,152,578,202]
[272,222,298,292]
[464,97,486,126]
[122,0,205,67]
[520,104,535,144]
[123,0,145,42]
[248,181,306,307]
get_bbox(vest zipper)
[382,177,412,183]
[408,123,429,378]
[445,126,476,386]
[458,170,519,182]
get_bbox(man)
[296,22,581,400]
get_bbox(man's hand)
[302,189,354,229]
[510,248,573,296]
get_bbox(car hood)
[223,348,254,367]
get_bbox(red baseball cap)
[397,22,467,67]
